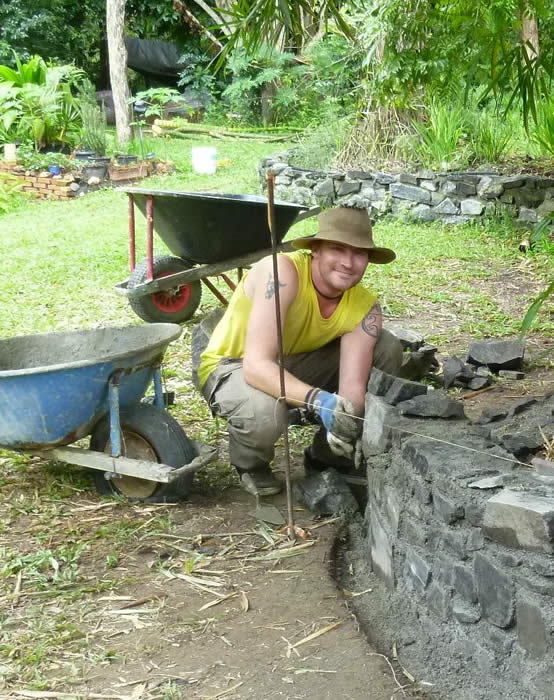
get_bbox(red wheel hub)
[151,270,192,313]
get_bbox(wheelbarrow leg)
[108,373,122,458]
[152,367,164,410]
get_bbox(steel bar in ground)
[267,172,295,539]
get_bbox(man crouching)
[196,206,403,496]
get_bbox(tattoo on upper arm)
[265,273,287,299]
[361,302,382,338]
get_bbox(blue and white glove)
[306,389,362,459]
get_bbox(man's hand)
[309,390,362,458]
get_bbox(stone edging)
[359,372,554,699]
[258,153,554,225]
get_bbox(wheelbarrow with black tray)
[115,188,319,323]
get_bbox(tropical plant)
[467,105,513,163]
[532,99,554,156]
[0,173,25,214]
[0,54,83,150]
[129,88,186,120]
[409,99,469,169]
[78,80,107,155]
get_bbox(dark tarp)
[125,37,187,79]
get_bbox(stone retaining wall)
[358,376,554,699]
[258,153,554,225]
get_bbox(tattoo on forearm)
[265,273,287,299]
[361,302,382,338]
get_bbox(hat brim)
[291,235,396,264]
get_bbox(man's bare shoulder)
[245,254,298,298]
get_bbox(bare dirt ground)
[0,254,552,700]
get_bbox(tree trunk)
[106,0,131,145]
[520,3,539,60]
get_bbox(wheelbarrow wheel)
[128,255,202,324]
[90,403,196,502]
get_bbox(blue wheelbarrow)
[0,323,216,501]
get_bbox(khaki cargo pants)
[200,329,403,472]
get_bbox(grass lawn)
[0,133,552,692]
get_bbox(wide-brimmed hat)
[292,207,396,264]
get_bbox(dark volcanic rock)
[467,339,525,372]
[442,355,477,389]
[396,392,466,419]
[293,468,359,516]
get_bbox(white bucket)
[3,143,17,162]
[191,146,217,175]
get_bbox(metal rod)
[146,195,154,281]
[201,277,229,306]
[128,194,136,272]
[266,172,295,539]
[219,273,237,291]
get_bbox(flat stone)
[460,198,484,215]
[476,366,492,377]
[367,367,396,396]
[405,548,432,591]
[442,355,477,389]
[69,182,80,192]
[483,489,554,553]
[474,553,515,628]
[456,181,477,196]
[468,474,505,489]
[498,370,525,380]
[313,178,335,197]
[453,564,477,603]
[500,423,554,456]
[384,377,428,405]
[476,407,507,424]
[362,394,397,455]
[477,176,504,198]
[397,392,466,419]
[411,203,436,221]
[398,173,419,185]
[452,599,481,623]
[517,592,549,659]
[346,170,372,180]
[434,197,459,214]
[384,325,424,350]
[442,181,457,194]
[467,339,525,371]
[369,507,394,590]
[420,179,438,191]
[293,468,358,517]
[426,581,452,622]
[468,377,490,390]
[502,176,526,189]
[518,206,538,223]
[335,179,361,196]
[433,487,465,524]
[374,172,395,185]
[390,182,431,203]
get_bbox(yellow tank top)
[197,250,377,388]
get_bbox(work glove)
[307,389,362,459]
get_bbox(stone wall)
[358,375,554,699]
[258,153,554,225]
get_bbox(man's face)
[311,241,369,292]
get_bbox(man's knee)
[373,328,403,376]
